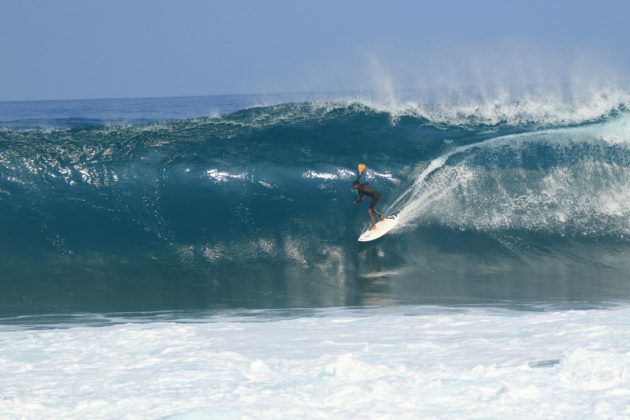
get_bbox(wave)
[3,98,630,312]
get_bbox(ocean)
[1,91,630,417]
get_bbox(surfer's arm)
[354,192,364,204]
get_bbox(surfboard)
[358,215,399,242]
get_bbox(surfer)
[353,163,384,230]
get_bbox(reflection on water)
[3,226,630,316]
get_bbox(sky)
[0,0,628,101]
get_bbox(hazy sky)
[1,0,628,101]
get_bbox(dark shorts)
[368,192,381,209]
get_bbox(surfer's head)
[352,181,360,189]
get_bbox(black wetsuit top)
[356,183,381,209]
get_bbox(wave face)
[2,95,630,314]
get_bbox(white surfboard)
[358,215,399,242]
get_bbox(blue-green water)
[2,93,630,315]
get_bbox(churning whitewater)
[2,305,630,418]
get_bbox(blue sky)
[1,0,628,101]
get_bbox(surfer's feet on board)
[369,224,376,230]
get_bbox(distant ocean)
[1,90,630,417]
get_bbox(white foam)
[258,180,274,189]
[302,170,337,180]
[205,168,246,183]
[303,168,398,183]
[390,113,630,233]
[293,83,630,128]
[1,305,630,418]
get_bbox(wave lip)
[314,83,630,127]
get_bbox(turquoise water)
[2,93,630,315]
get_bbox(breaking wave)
[3,94,630,313]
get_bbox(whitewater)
[2,89,630,417]
[2,305,630,418]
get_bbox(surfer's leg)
[369,195,384,222]
[367,208,376,229]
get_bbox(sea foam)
[1,305,629,418]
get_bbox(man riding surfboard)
[352,163,385,230]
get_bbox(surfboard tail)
[357,215,399,242]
